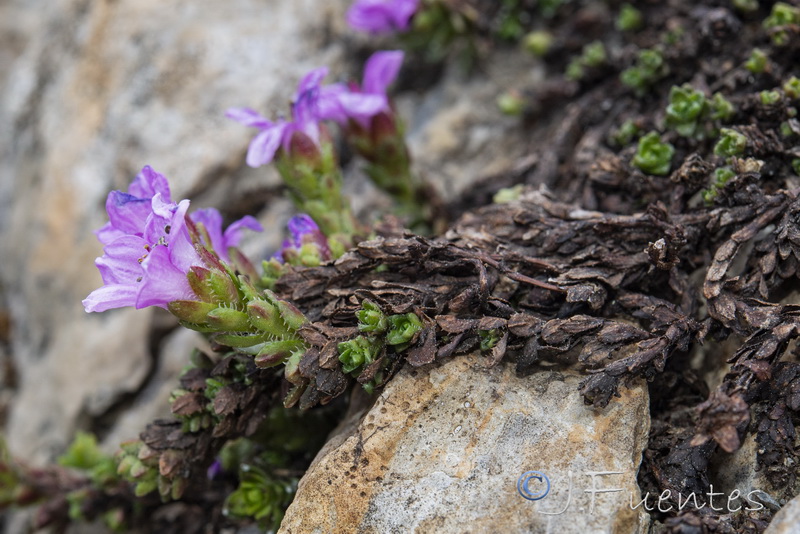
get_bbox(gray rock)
[279,354,651,534]
[0,0,353,462]
[766,495,800,534]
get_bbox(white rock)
[279,354,651,534]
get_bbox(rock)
[766,495,800,534]
[0,0,353,463]
[400,50,543,201]
[279,354,651,534]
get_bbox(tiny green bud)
[259,258,283,290]
[246,299,282,336]
[212,332,270,349]
[134,479,158,497]
[493,184,525,204]
[665,84,706,137]
[116,454,136,476]
[763,3,800,45]
[621,48,667,95]
[709,92,735,121]
[732,0,758,12]
[284,349,305,385]
[386,313,423,348]
[206,269,240,305]
[497,90,526,116]
[582,41,606,68]
[760,90,782,106]
[780,121,794,137]
[206,307,252,332]
[565,59,584,81]
[479,329,502,351]
[744,48,768,74]
[631,132,675,176]
[338,336,382,374]
[783,76,800,99]
[714,167,736,185]
[274,299,308,332]
[610,119,640,147]
[764,2,800,28]
[616,4,643,32]
[357,299,388,333]
[792,158,800,176]
[167,300,217,324]
[254,340,305,368]
[714,128,747,157]
[129,459,148,479]
[523,30,553,57]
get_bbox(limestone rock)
[765,495,800,534]
[279,354,651,534]
[0,0,352,462]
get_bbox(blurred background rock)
[0,0,532,467]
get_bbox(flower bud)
[254,340,304,368]
[206,307,252,332]
[246,299,283,336]
[386,313,423,348]
[357,299,388,333]
[168,300,217,324]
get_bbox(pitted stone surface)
[279,354,651,534]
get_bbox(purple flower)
[190,208,262,262]
[317,51,403,128]
[227,68,334,168]
[347,0,419,34]
[274,214,330,263]
[83,167,262,312]
[207,458,223,480]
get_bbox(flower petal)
[363,50,404,94]
[136,244,195,309]
[222,215,263,249]
[246,124,286,167]
[128,166,172,202]
[225,107,273,129]
[190,208,225,253]
[95,235,148,285]
[83,284,139,313]
[296,67,328,97]
[105,191,152,237]
[336,92,387,124]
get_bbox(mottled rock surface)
[279,354,651,534]
[0,0,541,467]
[0,0,354,462]
[765,495,800,534]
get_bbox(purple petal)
[315,85,350,123]
[336,92,387,124]
[246,124,287,167]
[95,235,148,285]
[83,284,139,313]
[95,221,125,246]
[296,67,328,97]
[136,245,196,309]
[363,50,404,94]
[347,0,418,34]
[287,214,320,245]
[225,107,273,129]
[168,223,200,273]
[391,0,419,28]
[143,193,179,244]
[190,208,225,253]
[222,215,263,249]
[105,191,152,237]
[128,166,171,202]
